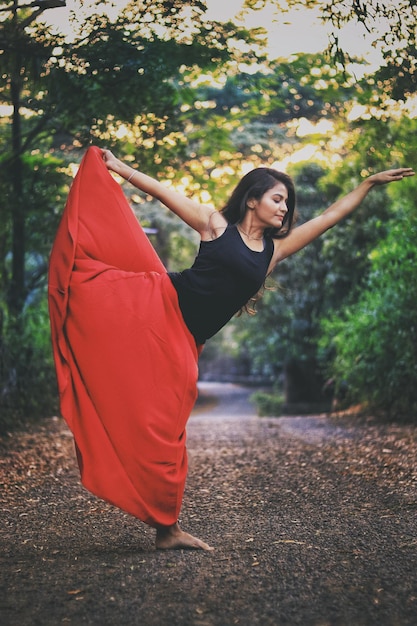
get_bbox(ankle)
[156,522,180,538]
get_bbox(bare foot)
[155,522,214,551]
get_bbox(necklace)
[237,225,264,241]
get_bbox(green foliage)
[251,390,284,417]
[326,0,417,99]
[257,53,356,124]
[0,150,66,432]
[0,298,58,433]
[261,0,417,99]
[0,150,68,309]
[319,179,417,418]
[320,186,394,307]
[316,115,416,308]
[59,0,263,154]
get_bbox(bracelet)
[127,170,136,183]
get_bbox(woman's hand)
[101,149,123,175]
[367,168,415,185]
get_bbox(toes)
[194,539,214,551]
[155,530,214,551]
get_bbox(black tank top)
[169,224,274,344]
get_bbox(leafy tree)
[251,53,356,124]
[317,115,417,417]
[192,51,350,123]
[317,112,417,308]
[0,0,261,313]
[243,0,417,98]
[319,178,417,417]
[0,2,66,314]
[321,0,417,99]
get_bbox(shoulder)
[200,210,228,241]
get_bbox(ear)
[247,198,256,209]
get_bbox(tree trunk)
[9,2,25,316]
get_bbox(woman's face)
[249,182,289,230]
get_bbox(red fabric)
[48,146,199,527]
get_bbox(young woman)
[48,145,413,551]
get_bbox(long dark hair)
[220,167,296,238]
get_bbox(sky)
[205,0,376,61]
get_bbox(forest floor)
[1,382,417,626]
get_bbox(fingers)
[101,149,117,171]
[369,168,414,186]
[390,168,415,178]
[101,148,112,161]
[375,168,415,183]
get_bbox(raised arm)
[101,149,223,237]
[271,167,415,266]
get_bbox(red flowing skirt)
[48,146,199,527]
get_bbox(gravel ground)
[1,382,417,626]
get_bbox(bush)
[319,208,417,418]
[0,297,58,433]
[251,390,284,416]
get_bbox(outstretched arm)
[101,149,222,236]
[272,168,415,266]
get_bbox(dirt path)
[1,383,417,625]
